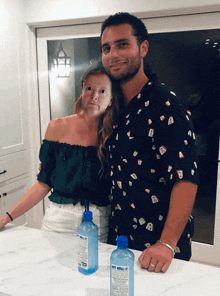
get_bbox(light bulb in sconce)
[53,43,71,77]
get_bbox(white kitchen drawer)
[0,152,30,183]
[0,176,30,226]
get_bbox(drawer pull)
[0,170,7,175]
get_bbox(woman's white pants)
[41,201,110,243]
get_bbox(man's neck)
[121,71,149,105]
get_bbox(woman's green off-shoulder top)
[37,140,110,206]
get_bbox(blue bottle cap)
[83,211,93,221]
[117,236,128,248]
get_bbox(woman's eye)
[101,89,105,94]
[87,86,92,90]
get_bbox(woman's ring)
[150,263,155,268]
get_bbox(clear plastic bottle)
[110,236,134,296]
[77,211,98,275]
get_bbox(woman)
[0,61,121,242]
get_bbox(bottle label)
[111,264,129,295]
[78,234,88,270]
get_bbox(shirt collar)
[125,74,158,111]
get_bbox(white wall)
[24,0,220,27]
[0,0,26,96]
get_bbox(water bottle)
[110,236,134,296]
[77,211,98,275]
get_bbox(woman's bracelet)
[6,212,13,222]
[157,240,175,257]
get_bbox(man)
[101,12,199,273]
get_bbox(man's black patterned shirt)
[107,78,199,260]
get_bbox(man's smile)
[109,60,126,68]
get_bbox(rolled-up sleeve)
[37,140,56,188]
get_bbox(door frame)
[36,12,220,266]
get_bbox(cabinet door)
[0,152,30,183]
[0,178,30,226]
[0,57,28,156]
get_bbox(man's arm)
[138,180,197,273]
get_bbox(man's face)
[101,24,142,82]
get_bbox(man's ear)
[140,40,149,58]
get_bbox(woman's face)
[81,73,112,117]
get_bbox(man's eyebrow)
[101,42,109,49]
[101,38,129,48]
[115,38,129,43]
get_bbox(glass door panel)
[47,37,101,119]
[144,29,220,246]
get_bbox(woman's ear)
[140,40,149,58]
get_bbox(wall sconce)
[53,43,71,77]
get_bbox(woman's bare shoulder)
[44,116,77,141]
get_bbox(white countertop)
[1,225,220,296]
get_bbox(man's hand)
[138,242,173,273]
[139,180,197,273]
[36,163,42,177]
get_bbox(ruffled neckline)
[42,139,97,150]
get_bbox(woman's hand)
[0,219,5,230]
[0,215,10,231]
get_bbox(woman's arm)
[0,181,51,230]
[1,119,62,230]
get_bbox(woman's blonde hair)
[74,61,123,176]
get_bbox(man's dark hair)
[101,12,149,45]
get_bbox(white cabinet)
[0,151,30,183]
[0,176,30,226]
[0,80,31,225]
[0,0,43,229]
[0,149,44,229]
[0,86,28,157]
[0,19,32,224]
[0,0,29,157]
[0,150,32,226]
[0,98,34,226]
